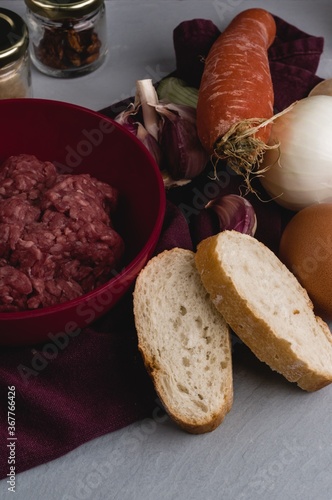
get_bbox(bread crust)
[133,248,233,434]
[195,232,332,392]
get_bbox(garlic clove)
[206,194,257,236]
[156,102,209,180]
[136,123,162,166]
[114,105,162,166]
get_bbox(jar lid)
[0,8,29,69]
[25,0,104,19]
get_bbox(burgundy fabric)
[173,18,221,88]
[0,16,325,478]
[269,16,324,109]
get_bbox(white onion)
[260,95,332,211]
[309,78,332,97]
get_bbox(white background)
[1,1,332,499]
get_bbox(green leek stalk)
[157,77,199,108]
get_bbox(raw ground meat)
[0,154,125,312]
[0,265,33,312]
[41,173,118,224]
[0,154,57,201]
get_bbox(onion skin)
[261,95,332,211]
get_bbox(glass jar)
[25,0,107,78]
[0,8,32,99]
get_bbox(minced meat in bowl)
[0,154,125,312]
[0,97,166,345]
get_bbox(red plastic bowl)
[0,98,166,345]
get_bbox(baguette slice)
[133,248,233,434]
[195,230,332,392]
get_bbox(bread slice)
[133,248,233,434]
[195,230,332,392]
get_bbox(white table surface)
[1,1,332,499]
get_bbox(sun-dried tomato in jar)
[25,0,107,78]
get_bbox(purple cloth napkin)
[0,15,325,479]
[269,16,324,109]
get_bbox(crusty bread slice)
[195,230,332,392]
[133,248,233,434]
